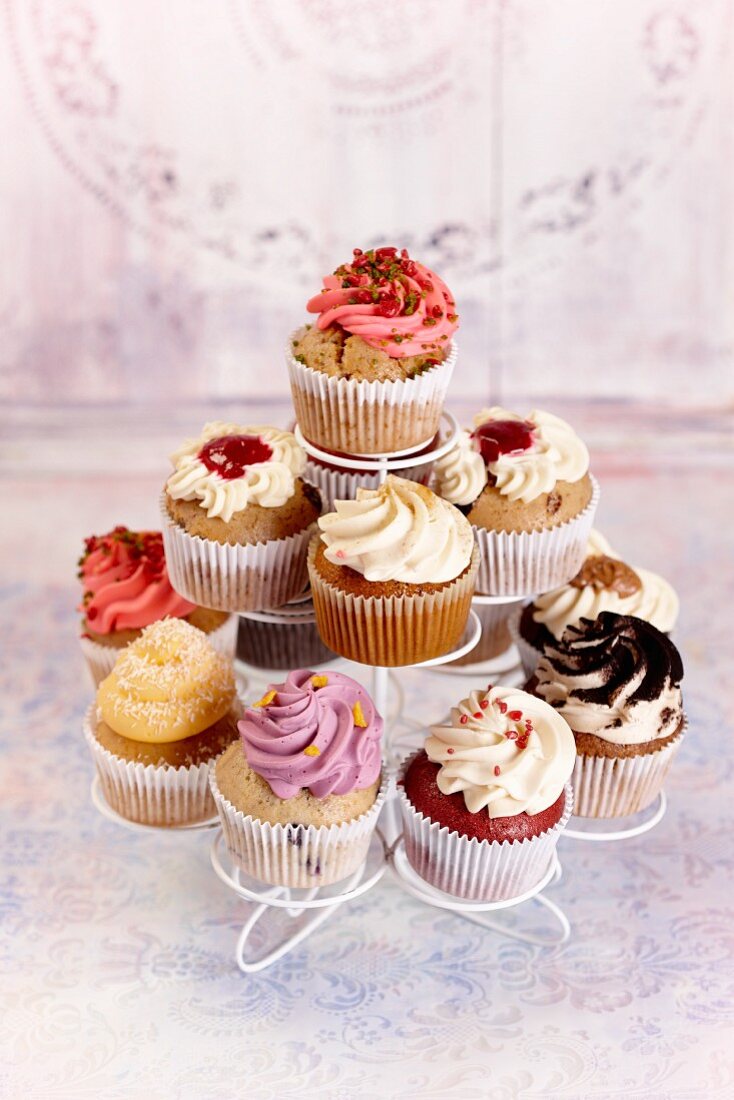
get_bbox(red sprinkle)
[516,737,528,751]
[508,710,523,721]
[473,712,483,719]
[460,715,468,725]
[494,766,501,777]
[446,747,455,754]
[506,730,518,740]
[498,701,508,714]
[479,700,488,709]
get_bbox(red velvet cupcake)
[397,684,575,901]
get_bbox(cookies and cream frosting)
[239,669,383,799]
[306,246,458,359]
[532,553,679,639]
[425,685,575,818]
[433,407,589,506]
[318,475,474,584]
[97,619,236,743]
[535,612,684,745]
[79,526,195,634]
[166,422,306,522]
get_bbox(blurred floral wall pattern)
[0,0,731,405]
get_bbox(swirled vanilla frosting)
[166,422,306,522]
[318,475,474,584]
[534,612,684,745]
[532,552,679,639]
[433,407,589,506]
[425,685,575,817]
[97,618,236,743]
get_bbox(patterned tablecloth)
[2,441,733,1099]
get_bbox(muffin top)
[531,533,679,640]
[166,422,306,523]
[78,526,195,634]
[238,669,382,799]
[318,474,474,585]
[306,246,459,360]
[433,406,589,507]
[534,612,684,745]
[97,618,236,743]
[425,684,575,818]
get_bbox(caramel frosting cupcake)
[513,532,679,677]
[287,246,459,454]
[533,612,685,818]
[161,422,321,612]
[78,525,235,684]
[211,669,386,886]
[84,618,240,826]
[398,685,575,900]
[433,407,599,595]
[308,475,479,666]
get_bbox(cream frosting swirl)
[425,685,575,817]
[535,613,684,745]
[533,562,679,639]
[97,619,236,743]
[473,407,589,504]
[318,475,474,584]
[432,429,488,506]
[166,422,306,522]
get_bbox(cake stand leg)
[458,891,571,946]
[235,897,345,973]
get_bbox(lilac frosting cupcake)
[210,669,386,886]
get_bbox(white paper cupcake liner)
[209,764,388,888]
[449,596,524,666]
[308,539,480,667]
[473,475,600,597]
[572,720,686,818]
[303,456,433,511]
[83,704,218,827]
[507,605,541,680]
[287,335,456,455]
[160,492,316,613]
[236,613,334,670]
[79,613,238,686]
[397,753,573,901]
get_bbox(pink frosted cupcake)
[211,669,387,887]
[288,246,459,454]
[78,526,235,684]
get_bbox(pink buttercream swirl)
[78,526,195,634]
[239,669,383,799]
[306,245,459,359]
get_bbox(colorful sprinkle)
[311,675,328,688]
[473,711,483,719]
[460,715,468,724]
[494,766,501,777]
[498,701,508,714]
[479,699,489,709]
[303,745,321,756]
[446,747,455,754]
[254,689,276,708]
[352,701,367,728]
[508,710,523,721]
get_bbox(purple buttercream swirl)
[238,668,383,799]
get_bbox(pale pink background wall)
[1,0,732,408]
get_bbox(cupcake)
[432,407,599,595]
[236,591,335,671]
[512,531,679,677]
[308,475,479,667]
[303,435,436,512]
[85,619,240,826]
[161,422,321,612]
[448,597,524,666]
[288,246,459,454]
[397,685,575,900]
[78,525,236,684]
[210,669,386,886]
[532,612,685,818]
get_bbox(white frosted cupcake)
[161,422,321,612]
[398,685,575,901]
[308,475,479,666]
[433,407,599,595]
[511,530,679,677]
[532,612,686,818]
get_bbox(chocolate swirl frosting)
[535,612,684,745]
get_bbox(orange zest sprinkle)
[311,675,329,688]
[352,702,367,728]
[254,689,276,708]
[304,744,321,756]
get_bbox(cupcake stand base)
[562,791,667,842]
[90,774,220,832]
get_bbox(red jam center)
[472,419,535,465]
[198,434,273,480]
